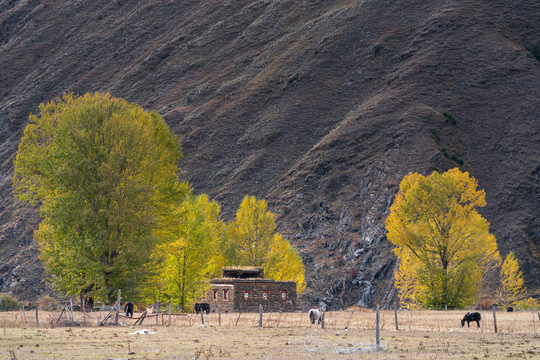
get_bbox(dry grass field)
[1,309,539,359]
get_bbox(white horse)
[308,309,321,325]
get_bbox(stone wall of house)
[233,280,297,312]
[201,278,298,313]
[203,283,235,313]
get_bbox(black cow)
[194,302,210,314]
[461,312,481,327]
[507,306,514,312]
[124,302,134,318]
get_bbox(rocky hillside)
[1,0,539,308]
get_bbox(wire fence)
[0,304,538,335]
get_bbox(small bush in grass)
[431,128,440,141]
[38,295,59,311]
[514,297,540,310]
[442,111,456,125]
[0,292,19,311]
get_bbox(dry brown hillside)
[0,0,539,308]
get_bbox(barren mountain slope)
[0,0,538,308]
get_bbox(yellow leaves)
[498,252,525,308]
[221,196,306,293]
[386,168,500,309]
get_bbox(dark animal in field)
[507,306,514,312]
[308,309,321,325]
[194,302,210,314]
[461,312,481,327]
[124,302,134,318]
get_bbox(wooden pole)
[321,309,325,329]
[276,310,282,327]
[533,311,536,335]
[218,306,221,327]
[156,300,160,326]
[201,309,205,325]
[35,302,39,327]
[70,297,74,323]
[82,297,86,325]
[346,308,355,329]
[235,308,242,326]
[114,290,121,325]
[22,304,27,323]
[493,309,498,333]
[376,304,380,350]
[168,302,172,327]
[394,309,399,331]
[259,304,263,327]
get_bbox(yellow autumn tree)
[222,196,305,293]
[386,168,501,309]
[497,252,525,310]
[150,194,222,311]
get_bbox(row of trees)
[386,169,525,309]
[13,93,304,310]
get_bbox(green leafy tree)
[151,194,222,311]
[222,196,305,293]
[13,93,189,303]
[386,168,501,309]
[497,252,525,309]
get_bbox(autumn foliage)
[386,169,501,309]
[13,93,305,307]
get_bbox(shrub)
[514,297,540,310]
[38,295,59,311]
[0,293,19,311]
[478,298,495,310]
[439,146,449,157]
[527,45,540,63]
[431,128,440,141]
[442,112,456,125]
[451,153,464,165]
[348,267,359,279]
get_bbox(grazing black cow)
[308,309,321,325]
[194,303,210,314]
[461,312,481,327]
[507,306,514,312]
[124,302,134,318]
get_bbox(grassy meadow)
[1,309,539,359]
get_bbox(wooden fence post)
[82,297,86,325]
[235,307,242,326]
[321,309,325,329]
[156,300,161,326]
[218,306,221,327]
[200,308,205,325]
[394,309,399,331]
[346,308,355,329]
[114,290,121,324]
[493,309,498,333]
[168,302,172,327]
[259,304,263,327]
[35,302,39,327]
[376,304,380,350]
[22,304,27,323]
[70,297,74,323]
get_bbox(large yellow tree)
[386,168,501,309]
[13,93,188,303]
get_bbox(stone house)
[202,267,297,312]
